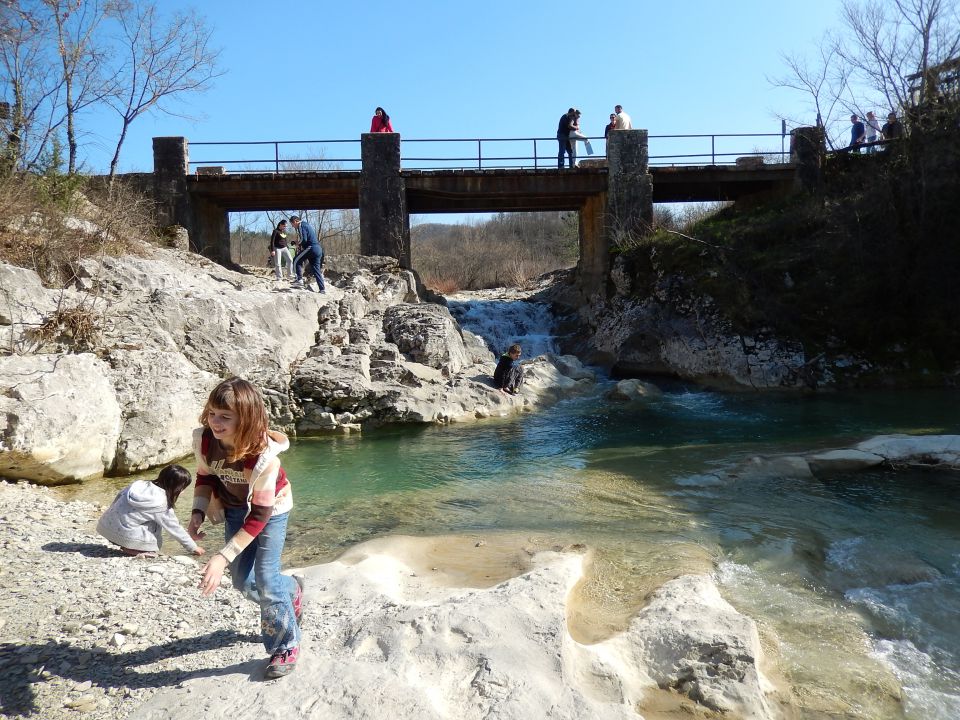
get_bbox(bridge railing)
[187,132,792,173]
[188,139,363,173]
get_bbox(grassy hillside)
[618,113,960,378]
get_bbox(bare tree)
[106,3,221,181]
[772,44,852,148]
[45,0,117,173]
[838,0,960,109]
[772,0,960,145]
[0,2,65,170]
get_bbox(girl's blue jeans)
[224,507,300,655]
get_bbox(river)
[62,294,960,718]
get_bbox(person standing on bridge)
[864,111,881,153]
[269,219,294,281]
[605,113,617,139]
[557,108,576,169]
[370,107,394,133]
[881,112,903,144]
[849,114,866,153]
[290,215,325,293]
[614,105,633,130]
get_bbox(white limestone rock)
[606,378,663,401]
[129,542,774,720]
[0,353,121,483]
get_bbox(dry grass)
[0,172,155,288]
[0,171,157,355]
[412,212,578,291]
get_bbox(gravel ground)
[0,480,269,719]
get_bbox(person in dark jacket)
[269,219,293,280]
[557,108,575,169]
[290,215,325,293]
[849,114,866,152]
[493,344,524,394]
[881,112,903,143]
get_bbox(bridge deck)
[185,164,796,213]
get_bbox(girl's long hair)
[199,377,269,462]
[153,465,192,509]
[375,106,390,123]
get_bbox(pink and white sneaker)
[265,646,299,679]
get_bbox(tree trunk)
[108,119,131,188]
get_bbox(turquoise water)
[272,385,960,718]
[64,383,960,717]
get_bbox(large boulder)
[0,353,121,483]
[614,574,775,718]
[383,303,471,374]
[106,350,217,474]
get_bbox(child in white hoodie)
[97,465,205,557]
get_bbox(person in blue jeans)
[290,215,325,293]
[188,377,304,679]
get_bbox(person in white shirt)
[614,104,633,130]
[864,111,882,154]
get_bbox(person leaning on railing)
[370,107,394,133]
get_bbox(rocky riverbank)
[4,434,957,719]
[1,248,596,485]
[0,480,766,720]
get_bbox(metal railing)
[188,139,362,173]
[187,132,793,174]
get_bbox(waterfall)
[446,291,558,358]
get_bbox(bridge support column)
[791,126,826,194]
[579,193,608,297]
[582,129,652,297]
[360,133,410,268]
[152,137,192,239]
[192,196,231,264]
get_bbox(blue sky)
[78,0,845,172]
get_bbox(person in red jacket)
[370,107,394,133]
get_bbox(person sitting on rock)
[494,344,525,394]
[96,465,205,559]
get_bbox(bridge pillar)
[152,137,191,234]
[579,193,608,295]
[360,133,410,268]
[192,196,231,264]
[580,129,652,297]
[791,126,826,194]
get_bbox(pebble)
[63,695,97,711]
[0,480,263,720]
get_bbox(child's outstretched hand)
[199,553,227,597]
[192,547,206,556]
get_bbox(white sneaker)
[291,279,304,288]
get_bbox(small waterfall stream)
[446,290,559,358]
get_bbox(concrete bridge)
[151,130,815,296]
